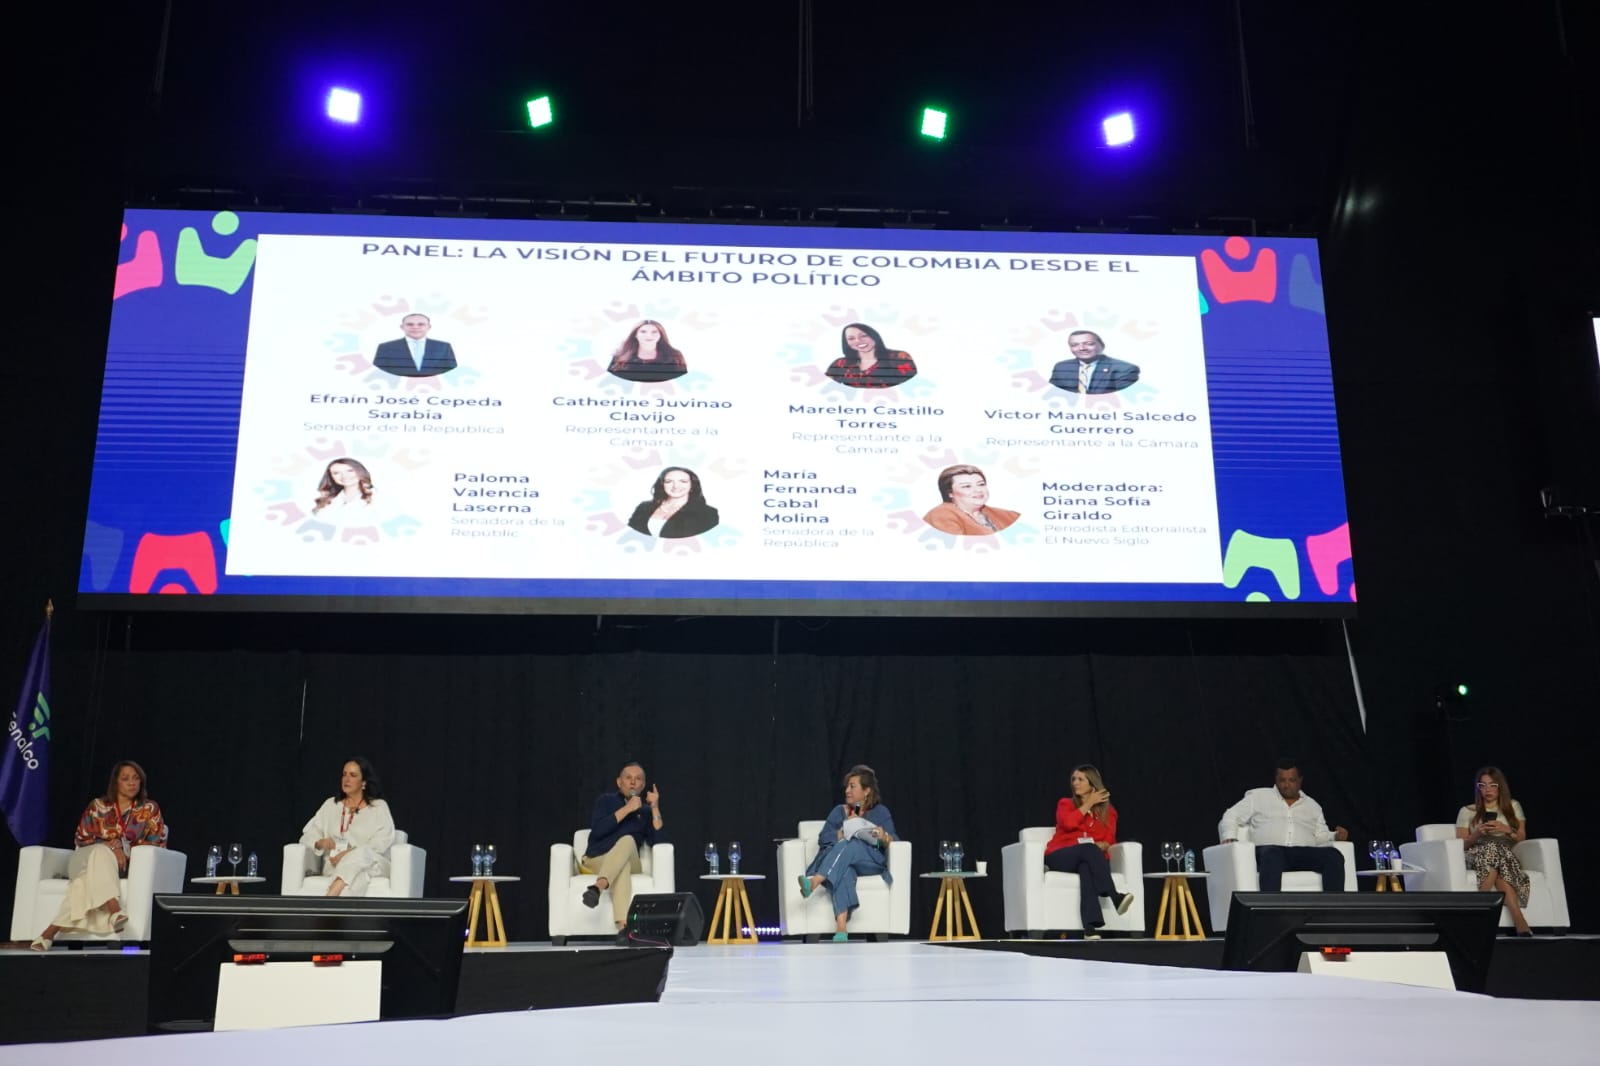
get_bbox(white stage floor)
[7,942,1598,1063]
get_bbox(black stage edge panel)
[455,946,672,1015]
[0,951,152,1044]
[939,936,1600,1000]
[0,946,670,1045]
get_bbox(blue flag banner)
[1,617,51,845]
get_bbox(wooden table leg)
[465,880,485,946]
[706,880,728,943]
[1179,880,1206,941]
[928,878,949,940]
[485,882,507,947]
[958,880,981,940]
[736,880,758,943]
[1154,876,1174,939]
[214,882,226,895]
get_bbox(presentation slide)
[80,211,1355,616]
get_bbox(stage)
[3,937,1597,1060]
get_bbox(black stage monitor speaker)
[628,892,704,945]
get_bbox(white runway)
[7,941,1598,1063]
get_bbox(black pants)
[1045,843,1118,929]
[1255,845,1345,892]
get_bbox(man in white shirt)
[1218,762,1349,892]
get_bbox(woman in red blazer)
[1044,764,1135,937]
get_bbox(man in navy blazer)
[1048,330,1140,394]
[373,313,458,377]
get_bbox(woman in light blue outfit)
[797,764,897,941]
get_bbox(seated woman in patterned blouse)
[824,323,917,389]
[31,760,168,950]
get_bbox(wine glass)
[952,841,964,871]
[484,843,497,874]
[704,842,718,873]
[227,843,242,877]
[729,841,742,874]
[207,844,221,877]
[1161,842,1174,872]
[1172,841,1184,871]
[1367,840,1379,866]
[939,840,952,872]
[470,843,485,877]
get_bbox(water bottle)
[952,841,964,871]
[728,841,742,874]
[1183,849,1195,873]
[247,852,258,878]
[705,842,720,875]
[205,845,220,878]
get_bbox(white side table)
[700,874,766,944]
[191,875,267,896]
[918,871,986,941]
[1144,871,1208,940]
[449,875,521,947]
[1356,865,1424,893]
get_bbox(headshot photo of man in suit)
[372,314,458,377]
[1048,330,1140,394]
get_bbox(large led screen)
[80,210,1354,616]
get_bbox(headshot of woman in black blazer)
[626,467,720,539]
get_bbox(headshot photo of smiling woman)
[311,457,375,519]
[824,322,917,389]
[608,320,689,382]
[922,464,1020,535]
[626,466,720,539]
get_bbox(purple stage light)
[327,88,362,124]
[1102,112,1135,147]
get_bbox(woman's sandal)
[29,936,52,951]
[797,875,813,899]
[111,912,129,934]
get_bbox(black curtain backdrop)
[3,6,1597,938]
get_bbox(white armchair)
[11,844,188,943]
[1400,824,1569,931]
[548,829,675,944]
[1001,829,1144,936]
[280,830,426,897]
[776,820,911,941]
[1202,831,1357,932]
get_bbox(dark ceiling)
[67,2,1396,226]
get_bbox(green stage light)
[526,96,554,129]
[920,107,948,140]
[1456,683,1469,697]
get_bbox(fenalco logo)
[6,691,48,770]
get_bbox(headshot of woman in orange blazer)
[922,464,1020,535]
